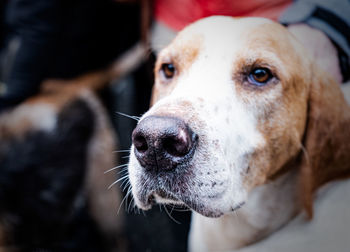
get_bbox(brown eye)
[248,68,272,85]
[161,63,176,79]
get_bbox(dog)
[127,16,350,251]
[0,41,148,250]
[0,72,123,251]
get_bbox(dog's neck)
[189,169,300,251]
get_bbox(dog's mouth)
[140,191,244,218]
[129,114,242,218]
[135,182,228,218]
[130,147,232,218]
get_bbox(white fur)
[189,170,300,251]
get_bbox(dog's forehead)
[157,16,307,88]
[170,16,281,54]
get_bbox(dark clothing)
[280,0,350,82]
[0,0,140,111]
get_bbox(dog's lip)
[151,192,218,217]
[138,190,181,208]
[231,201,245,212]
[156,189,178,200]
[140,189,228,218]
[136,193,155,210]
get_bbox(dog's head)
[128,16,350,218]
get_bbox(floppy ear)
[300,67,350,218]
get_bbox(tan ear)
[300,67,350,218]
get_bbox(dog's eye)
[161,63,176,79]
[248,68,272,85]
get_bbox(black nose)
[132,116,198,172]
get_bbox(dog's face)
[128,16,312,217]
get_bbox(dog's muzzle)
[132,115,198,172]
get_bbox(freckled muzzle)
[132,115,198,172]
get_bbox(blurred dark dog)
[0,70,125,251]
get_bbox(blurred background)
[0,0,348,251]
[0,0,190,251]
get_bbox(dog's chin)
[135,191,225,218]
[181,198,245,218]
[181,198,225,218]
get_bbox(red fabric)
[154,0,292,31]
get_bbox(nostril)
[133,134,148,153]
[163,129,195,157]
[163,137,186,157]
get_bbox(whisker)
[133,204,140,215]
[104,164,128,174]
[168,204,191,212]
[136,206,141,215]
[113,149,130,153]
[118,187,133,215]
[121,178,130,190]
[108,174,129,189]
[128,197,135,213]
[173,208,191,212]
[141,209,146,216]
[116,111,141,121]
[122,181,131,192]
[118,166,129,175]
[164,205,181,224]
[169,205,175,215]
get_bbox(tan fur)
[299,66,350,218]
[237,23,311,191]
[151,35,202,105]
